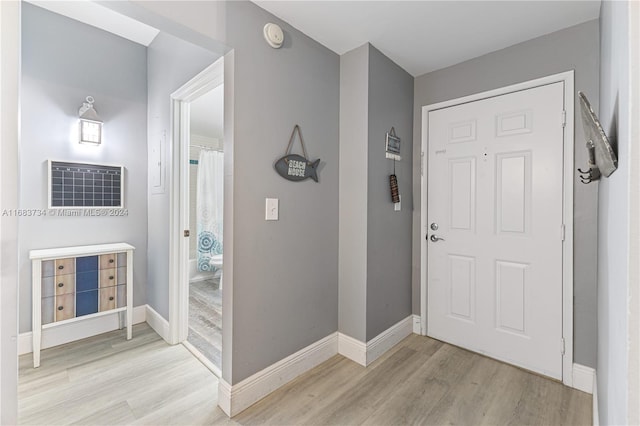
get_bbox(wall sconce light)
[78,96,102,145]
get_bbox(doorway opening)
[170,58,225,377]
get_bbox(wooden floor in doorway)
[188,276,222,370]
[18,324,591,425]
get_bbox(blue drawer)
[76,290,98,317]
[76,270,98,292]
[76,256,98,273]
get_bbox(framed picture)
[385,131,401,160]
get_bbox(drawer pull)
[109,296,114,301]
[109,259,114,264]
[109,276,114,280]
[57,283,64,288]
[58,265,64,270]
[57,306,63,311]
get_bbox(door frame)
[419,71,575,386]
[168,57,224,355]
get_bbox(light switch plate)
[394,195,401,211]
[266,198,279,220]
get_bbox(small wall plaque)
[274,125,320,182]
[386,127,401,161]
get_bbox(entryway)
[420,72,574,383]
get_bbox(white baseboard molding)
[572,363,595,394]
[338,315,413,367]
[337,333,366,366]
[593,372,599,426]
[18,305,146,355]
[145,303,170,342]
[366,316,413,365]
[218,332,338,417]
[412,315,421,334]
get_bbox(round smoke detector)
[263,23,284,49]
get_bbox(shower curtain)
[197,150,223,272]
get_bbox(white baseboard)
[338,315,413,367]
[572,363,595,394]
[366,316,413,365]
[18,305,146,355]
[218,332,338,417]
[218,378,232,416]
[145,303,170,342]
[593,371,599,426]
[337,333,366,366]
[412,314,421,334]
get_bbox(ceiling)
[28,0,159,46]
[252,1,601,76]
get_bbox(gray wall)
[366,45,413,340]
[412,20,600,368]
[146,32,219,319]
[225,1,340,383]
[339,44,369,342]
[338,43,414,343]
[19,3,148,332]
[598,2,630,424]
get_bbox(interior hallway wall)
[338,43,414,343]
[0,1,21,423]
[366,45,413,340]
[597,1,631,424]
[19,3,149,332]
[146,31,219,319]
[224,1,340,384]
[412,19,600,368]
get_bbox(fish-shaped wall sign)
[274,125,321,183]
[274,155,320,182]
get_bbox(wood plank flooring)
[19,324,227,426]
[19,324,592,425]
[188,277,222,369]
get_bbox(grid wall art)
[48,161,124,208]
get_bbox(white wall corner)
[572,363,595,394]
[338,333,367,366]
[145,304,170,342]
[18,305,147,355]
[220,332,338,417]
[592,371,599,426]
[412,314,421,334]
[366,315,413,365]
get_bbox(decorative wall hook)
[578,140,601,184]
[577,91,617,184]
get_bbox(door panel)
[427,82,564,379]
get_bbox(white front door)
[427,82,565,379]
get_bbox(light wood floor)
[19,324,591,425]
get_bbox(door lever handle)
[430,235,445,242]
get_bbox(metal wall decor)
[577,91,618,184]
[387,127,401,203]
[274,125,320,182]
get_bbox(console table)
[30,243,134,367]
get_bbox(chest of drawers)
[30,243,134,367]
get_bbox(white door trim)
[420,71,575,386]
[168,57,224,345]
